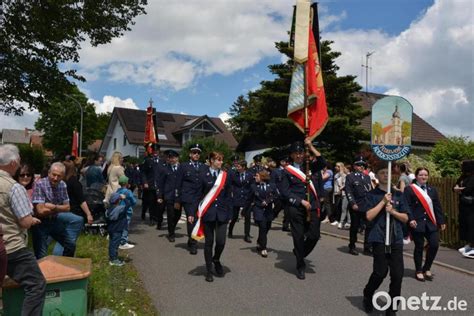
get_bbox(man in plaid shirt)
[31,161,72,259]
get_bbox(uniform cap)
[253,154,263,162]
[166,149,179,158]
[353,156,367,166]
[289,141,305,153]
[188,143,203,152]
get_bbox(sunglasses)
[19,173,32,178]
[191,151,201,155]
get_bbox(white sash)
[410,183,437,225]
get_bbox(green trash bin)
[3,256,92,316]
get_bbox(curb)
[271,220,474,276]
[320,229,474,276]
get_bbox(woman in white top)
[333,162,351,229]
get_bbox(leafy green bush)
[429,136,474,177]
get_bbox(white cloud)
[218,112,231,126]
[0,110,39,131]
[77,0,294,91]
[89,96,139,114]
[325,0,474,138]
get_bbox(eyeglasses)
[19,173,32,178]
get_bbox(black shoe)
[282,226,291,232]
[141,213,146,220]
[205,272,214,282]
[213,261,224,277]
[415,272,425,282]
[349,248,359,256]
[156,223,162,230]
[296,268,305,280]
[423,271,434,281]
[189,247,197,255]
[363,249,373,256]
[244,236,252,243]
[168,235,175,242]
[363,296,374,313]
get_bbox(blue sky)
[2,0,472,139]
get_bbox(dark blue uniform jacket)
[200,168,232,223]
[403,184,445,233]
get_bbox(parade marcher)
[0,144,46,315]
[271,155,291,231]
[248,154,264,176]
[124,161,141,194]
[141,143,166,228]
[162,150,181,242]
[31,162,74,259]
[403,167,446,281]
[175,143,207,255]
[280,138,325,280]
[362,163,409,315]
[251,170,279,257]
[228,160,253,241]
[345,156,373,256]
[193,151,232,282]
[455,160,474,258]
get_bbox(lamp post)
[64,94,83,157]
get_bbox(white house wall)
[105,121,138,160]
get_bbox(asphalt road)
[127,211,473,315]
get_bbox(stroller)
[83,184,108,236]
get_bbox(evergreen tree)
[229,40,369,162]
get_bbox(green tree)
[34,86,105,157]
[17,144,45,174]
[401,121,411,140]
[227,95,250,141]
[372,122,383,143]
[229,40,368,162]
[1,0,146,115]
[181,137,234,166]
[429,136,474,177]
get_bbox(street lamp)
[64,94,83,157]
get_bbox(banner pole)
[385,161,392,252]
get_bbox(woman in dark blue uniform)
[362,163,409,314]
[251,170,279,257]
[403,167,446,282]
[228,160,253,240]
[199,151,232,282]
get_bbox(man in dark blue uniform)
[271,155,291,231]
[141,143,166,228]
[162,150,181,242]
[175,143,207,255]
[280,138,326,280]
[345,156,373,255]
[228,160,253,241]
[248,154,264,176]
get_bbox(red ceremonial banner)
[71,129,79,157]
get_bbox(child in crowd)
[117,175,137,250]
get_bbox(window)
[113,138,117,150]
[123,134,127,146]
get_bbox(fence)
[428,177,461,247]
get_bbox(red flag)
[144,101,158,154]
[288,27,328,140]
[71,129,79,157]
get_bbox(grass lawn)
[75,233,158,315]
